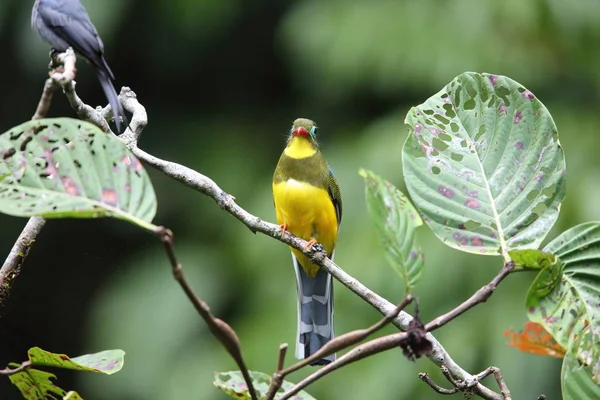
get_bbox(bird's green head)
[289,118,319,144]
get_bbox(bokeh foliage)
[2,0,600,399]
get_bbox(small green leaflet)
[509,249,556,270]
[360,169,424,293]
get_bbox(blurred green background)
[1,0,599,398]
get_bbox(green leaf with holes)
[7,347,124,399]
[8,366,66,400]
[360,169,424,293]
[26,347,125,374]
[8,370,85,400]
[402,72,566,259]
[214,370,316,399]
[526,222,600,384]
[0,118,157,231]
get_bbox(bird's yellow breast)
[273,179,338,277]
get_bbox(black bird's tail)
[96,59,126,133]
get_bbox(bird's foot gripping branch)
[0,47,598,400]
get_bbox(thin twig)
[264,344,289,400]
[0,361,31,376]
[276,344,288,372]
[155,227,258,400]
[425,262,515,332]
[418,372,459,395]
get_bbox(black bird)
[31,0,126,133]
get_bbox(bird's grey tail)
[293,254,335,366]
[97,67,126,133]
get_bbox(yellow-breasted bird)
[272,118,342,365]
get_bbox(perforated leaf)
[526,222,600,384]
[8,366,65,400]
[7,348,123,399]
[360,169,424,293]
[403,72,566,259]
[0,118,156,230]
[28,347,124,375]
[214,370,316,400]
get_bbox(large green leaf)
[0,118,156,230]
[360,169,424,293]
[214,371,315,400]
[527,222,600,384]
[402,72,566,259]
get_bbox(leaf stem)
[0,361,31,376]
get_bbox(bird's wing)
[37,2,113,79]
[327,164,342,225]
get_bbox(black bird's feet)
[49,48,62,69]
[307,241,324,253]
